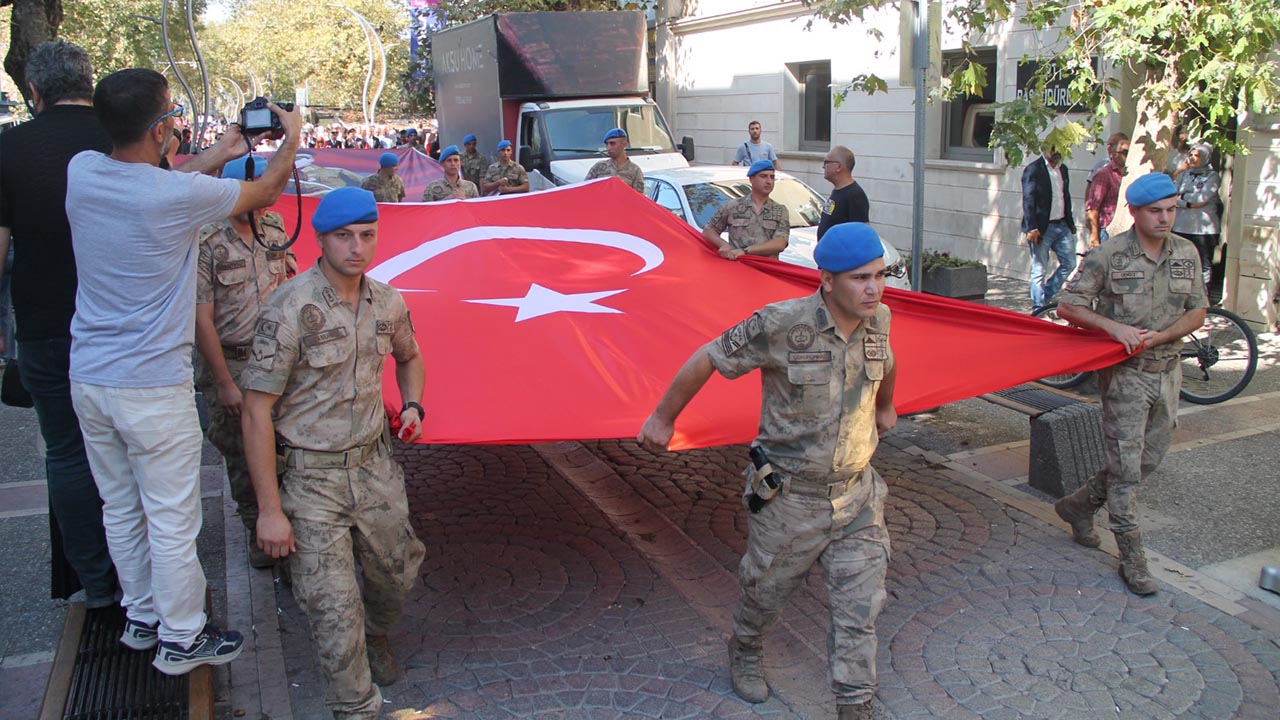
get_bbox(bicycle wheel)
[1179,307,1258,404]
[1031,303,1090,389]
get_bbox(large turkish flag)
[274,179,1125,450]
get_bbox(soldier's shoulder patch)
[1110,253,1130,270]
[787,323,816,351]
[719,315,764,356]
[321,286,341,307]
[212,244,230,262]
[299,304,325,332]
[198,223,225,244]
[254,317,279,339]
[1169,258,1195,280]
[260,212,286,232]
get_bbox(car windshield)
[543,104,676,159]
[684,178,826,229]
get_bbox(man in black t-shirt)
[0,40,119,606]
[817,145,870,240]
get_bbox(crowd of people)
[0,38,1215,720]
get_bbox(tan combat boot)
[837,701,873,720]
[366,635,403,686]
[1053,487,1102,548]
[727,635,768,703]
[1114,531,1159,595]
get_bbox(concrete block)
[1028,402,1105,498]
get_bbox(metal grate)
[63,605,188,720]
[991,384,1088,415]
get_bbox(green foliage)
[902,249,986,272]
[804,0,1280,167]
[59,0,209,77]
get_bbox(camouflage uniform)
[461,150,487,188]
[1058,230,1208,534]
[706,196,790,257]
[706,290,893,705]
[240,265,426,720]
[360,172,405,203]
[483,160,529,194]
[585,158,645,193]
[422,176,479,202]
[195,213,291,534]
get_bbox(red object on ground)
[279,179,1126,450]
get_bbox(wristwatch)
[401,401,424,421]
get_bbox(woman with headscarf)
[1171,142,1222,287]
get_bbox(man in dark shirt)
[817,145,870,240]
[0,40,119,605]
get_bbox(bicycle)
[1032,303,1259,404]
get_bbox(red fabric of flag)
[275,179,1126,450]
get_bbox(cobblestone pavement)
[260,435,1280,719]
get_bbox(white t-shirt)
[67,151,241,387]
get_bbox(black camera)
[239,96,293,135]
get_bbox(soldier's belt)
[784,466,871,499]
[1120,355,1178,373]
[277,435,384,471]
[222,344,251,361]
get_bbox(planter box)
[921,265,988,300]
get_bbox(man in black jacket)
[0,40,119,606]
[1020,144,1077,311]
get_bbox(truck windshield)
[544,105,676,158]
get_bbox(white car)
[642,166,908,289]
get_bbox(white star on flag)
[466,283,626,322]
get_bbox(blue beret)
[378,152,399,168]
[312,187,379,234]
[747,159,775,177]
[405,128,417,136]
[222,154,267,180]
[603,127,627,141]
[496,139,513,151]
[813,223,885,273]
[463,133,477,144]
[1125,172,1178,207]
[439,144,460,162]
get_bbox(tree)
[804,0,1280,178]
[1,0,61,102]
[59,0,209,77]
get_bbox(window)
[646,179,687,222]
[791,61,831,151]
[941,48,996,161]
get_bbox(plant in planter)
[902,249,988,300]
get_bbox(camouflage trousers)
[734,466,891,704]
[195,357,256,532]
[1085,363,1179,534]
[281,449,426,720]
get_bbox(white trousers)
[70,380,208,646]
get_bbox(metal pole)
[371,42,396,124]
[185,0,211,148]
[910,0,928,291]
[332,5,376,125]
[142,8,200,148]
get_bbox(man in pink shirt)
[1085,133,1130,247]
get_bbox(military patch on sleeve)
[719,315,763,356]
[786,323,816,351]
[249,334,278,370]
[299,304,325,332]
[254,317,279,339]
[375,319,395,335]
[1169,259,1195,280]
[1110,253,1130,270]
[865,336,888,360]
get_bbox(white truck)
[431,11,694,190]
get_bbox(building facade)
[654,0,1279,329]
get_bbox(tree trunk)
[2,0,63,103]
[1107,67,1177,237]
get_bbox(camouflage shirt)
[706,290,893,482]
[240,264,420,453]
[196,212,292,347]
[483,161,529,193]
[585,158,645,193]
[461,151,487,188]
[1058,229,1208,361]
[360,172,405,203]
[706,196,790,255]
[422,176,479,202]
